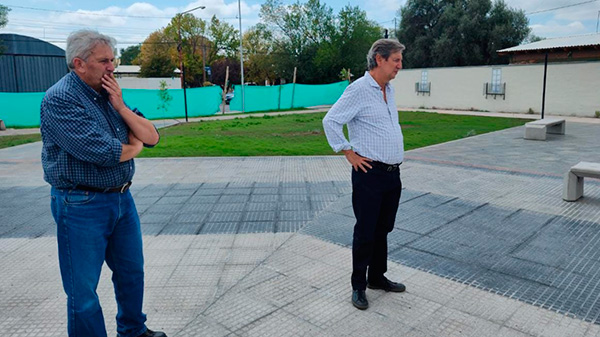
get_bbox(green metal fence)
[0,80,348,127]
[229,81,348,112]
[0,86,223,128]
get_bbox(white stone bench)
[563,162,600,201]
[524,118,565,140]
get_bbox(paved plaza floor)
[1,117,600,336]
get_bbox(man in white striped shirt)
[323,39,406,310]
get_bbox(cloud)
[530,21,587,37]
[3,0,262,48]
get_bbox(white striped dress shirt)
[322,71,404,165]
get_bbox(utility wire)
[5,4,174,19]
[526,0,599,15]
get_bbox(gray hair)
[366,39,405,70]
[66,30,116,70]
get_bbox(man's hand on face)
[102,73,126,113]
[342,149,372,173]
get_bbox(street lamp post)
[238,0,245,113]
[177,5,205,122]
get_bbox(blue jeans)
[51,187,147,337]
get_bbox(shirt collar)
[69,71,108,99]
[364,71,391,91]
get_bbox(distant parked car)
[225,92,234,104]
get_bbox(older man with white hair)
[40,29,164,337]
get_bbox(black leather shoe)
[367,279,406,293]
[352,289,369,310]
[118,328,167,337]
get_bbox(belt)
[75,181,132,193]
[370,161,401,172]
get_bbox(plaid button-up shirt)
[41,71,148,189]
[322,71,404,165]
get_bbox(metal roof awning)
[497,33,600,54]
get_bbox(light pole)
[238,0,245,113]
[177,5,205,122]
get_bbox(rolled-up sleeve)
[41,93,122,167]
[322,84,360,153]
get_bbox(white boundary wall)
[116,77,182,90]
[391,61,600,118]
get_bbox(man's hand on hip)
[342,149,372,173]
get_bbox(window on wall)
[420,70,428,91]
[491,68,502,93]
[415,70,431,95]
[484,68,506,99]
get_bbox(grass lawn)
[136,110,531,157]
[0,111,531,154]
[0,133,42,149]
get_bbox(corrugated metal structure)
[497,33,600,64]
[0,34,68,92]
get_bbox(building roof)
[115,65,141,73]
[0,33,65,56]
[497,33,600,54]
[114,65,181,74]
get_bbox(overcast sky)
[2,0,600,50]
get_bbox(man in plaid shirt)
[41,29,164,337]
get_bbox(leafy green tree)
[208,15,239,61]
[0,5,10,54]
[164,13,210,87]
[314,5,380,83]
[0,4,9,28]
[260,0,336,83]
[242,23,277,85]
[119,45,141,65]
[139,29,177,78]
[396,0,530,68]
[259,0,379,84]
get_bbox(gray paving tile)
[238,222,275,234]
[200,222,239,234]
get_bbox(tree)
[164,13,210,87]
[522,33,544,45]
[314,5,381,83]
[242,23,277,85]
[119,45,141,65]
[259,0,379,84]
[396,0,530,68]
[139,29,176,78]
[211,58,240,88]
[0,5,10,55]
[208,15,239,61]
[260,0,336,83]
[0,4,9,28]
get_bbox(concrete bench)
[563,162,600,201]
[524,118,565,140]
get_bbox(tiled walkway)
[1,120,600,336]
